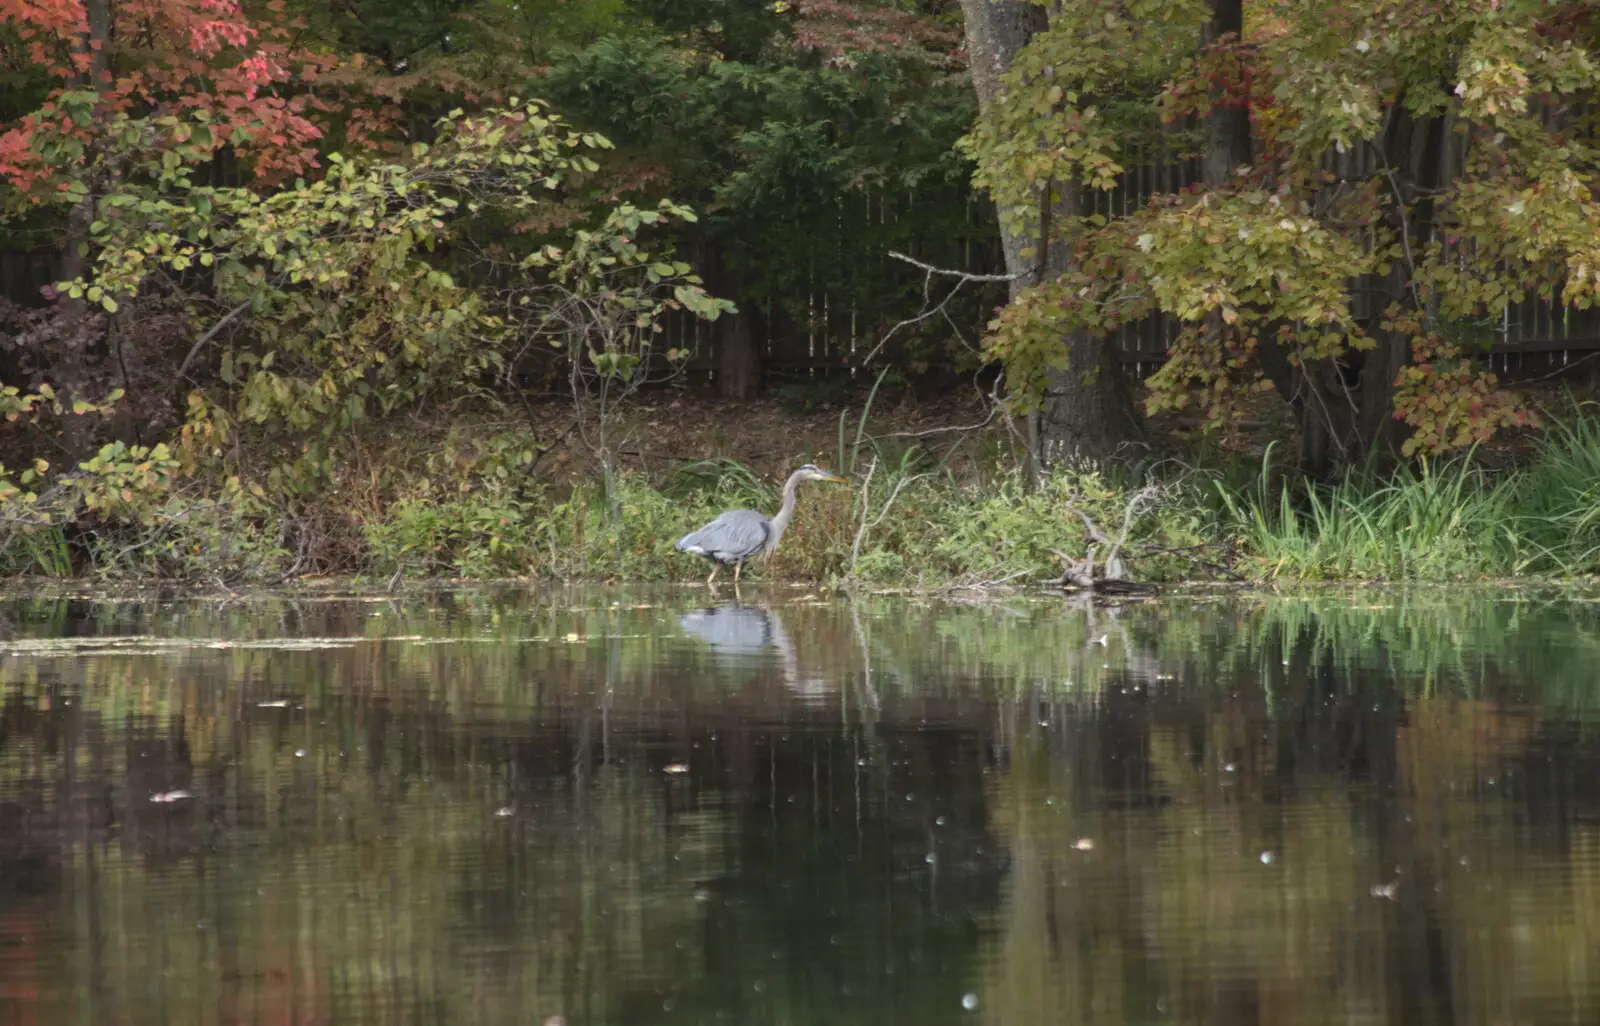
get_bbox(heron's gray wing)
[675,509,770,563]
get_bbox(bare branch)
[176,300,251,380]
[886,250,1021,284]
[858,251,1017,366]
[848,455,932,578]
[1054,483,1160,586]
[1101,484,1160,581]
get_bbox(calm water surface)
[3,585,1600,1026]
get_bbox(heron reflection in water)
[678,603,829,700]
[674,464,846,585]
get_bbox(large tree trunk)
[52,0,112,463]
[716,304,762,401]
[959,0,1146,472]
[58,0,109,292]
[712,249,762,400]
[1195,0,1372,479]
[1200,0,1251,187]
[1254,102,1447,481]
[1035,185,1149,468]
[1358,104,1449,462]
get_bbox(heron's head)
[796,464,847,484]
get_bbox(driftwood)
[1049,484,1162,595]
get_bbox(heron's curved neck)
[765,471,805,550]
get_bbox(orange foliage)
[0,0,335,193]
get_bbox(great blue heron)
[674,464,846,584]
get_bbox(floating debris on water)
[1073,837,1096,851]
[149,790,192,804]
[664,763,689,775]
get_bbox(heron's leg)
[733,561,743,585]
[706,564,719,586]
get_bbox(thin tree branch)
[847,455,932,578]
[886,250,1021,283]
[858,251,1018,365]
[176,301,251,380]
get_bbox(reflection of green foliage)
[6,588,1600,1024]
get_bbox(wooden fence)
[7,145,1600,385]
[669,139,1600,384]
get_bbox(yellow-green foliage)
[350,457,1210,586]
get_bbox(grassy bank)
[8,393,1600,588]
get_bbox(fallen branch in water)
[942,567,1035,591]
[1127,539,1246,581]
[1050,484,1163,593]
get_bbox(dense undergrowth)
[8,399,1600,587]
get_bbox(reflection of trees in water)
[3,589,1600,1023]
[0,593,1009,1026]
[979,592,1600,1026]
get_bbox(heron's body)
[675,465,844,584]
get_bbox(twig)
[1101,484,1161,582]
[847,457,880,576]
[847,455,931,578]
[885,404,999,439]
[886,250,1021,284]
[271,552,306,586]
[100,501,209,569]
[1127,540,1246,581]
[858,251,1018,366]
[1054,483,1160,585]
[1065,500,1111,546]
[176,301,251,380]
[1366,139,1425,315]
[1525,349,1600,383]
[944,568,1035,590]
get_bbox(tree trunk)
[716,305,761,401]
[52,0,112,461]
[1358,104,1449,463]
[958,0,1146,471]
[58,0,110,292]
[1254,102,1448,481]
[712,250,761,400]
[1200,0,1251,187]
[1035,184,1150,468]
[1195,0,1375,481]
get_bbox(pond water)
[2,585,1600,1025]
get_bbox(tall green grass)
[1223,411,1600,580]
[1219,446,1528,580]
[1511,406,1600,572]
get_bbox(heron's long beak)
[822,474,848,484]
